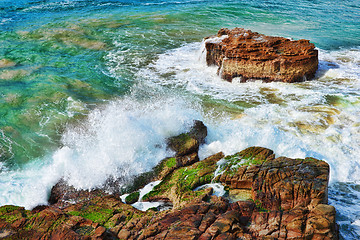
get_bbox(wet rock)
[167,120,207,156]
[205,28,318,82]
[48,178,107,208]
[125,191,140,204]
[142,152,224,208]
[48,121,208,208]
[0,145,338,239]
[188,120,208,144]
[167,133,199,157]
[0,59,16,68]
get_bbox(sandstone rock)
[48,178,107,208]
[0,144,338,240]
[167,120,207,156]
[205,28,318,82]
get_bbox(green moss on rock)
[0,205,29,224]
[67,206,113,225]
[74,225,95,236]
[165,157,177,168]
[0,205,23,214]
[219,147,275,176]
[125,191,140,204]
[142,152,224,207]
[167,133,199,156]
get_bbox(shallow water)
[0,0,359,238]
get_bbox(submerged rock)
[205,28,318,83]
[0,127,338,239]
[0,59,16,68]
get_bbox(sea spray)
[0,96,202,209]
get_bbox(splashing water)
[0,0,359,238]
[0,96,202,208]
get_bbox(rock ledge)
[205,28,318,82]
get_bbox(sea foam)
[0,96,201,209]
[143,42,360,183]
[140,42,360,238]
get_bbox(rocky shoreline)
[0,121,338,239]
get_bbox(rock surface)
[205,28,318,82]
[0,122,338,239]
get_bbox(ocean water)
[0,0,359,238]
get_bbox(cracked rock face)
[0,126,338,239]
[205,28,318,83]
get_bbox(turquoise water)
[0,0,359,238]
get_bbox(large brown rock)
[205,28,318,82]
[0,145,338,239]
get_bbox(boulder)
[167,120,207,157]
[205,28,318,82]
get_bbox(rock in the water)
[0,59,16,68]
[125,191,140,204]
[205,28,318,82]
[48,178,107,208]
[167,120,207,156]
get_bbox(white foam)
[131,201,164,212]
[137,180,161,201]
[120,180,161,205]
[0,96,201,209]
[129,180,164,211]
[194,183,226,197]
[205,35,229,44]
[0,18,12,25]
[22,0,77,12]
[144,42,360,184]
[120,193,129,203]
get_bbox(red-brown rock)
[0,145,338,240]
[205,28,318,82]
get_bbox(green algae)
[125,191,140,204]
[142,154,218,204]
[0,205,23,214]
[152,157,178,179]
[74,226,94,236]
[0,206,27,224]
[165,157,177,168]
[218,147,273,177]
[67,207,113,225]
